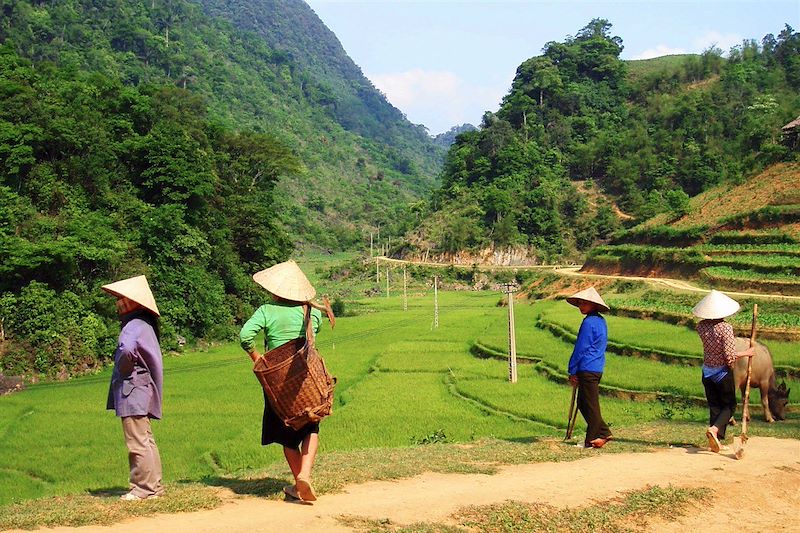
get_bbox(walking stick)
[565,382,578,440]
[734,304,758,460]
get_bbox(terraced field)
[584,163,800,296]
[1,291,798,513]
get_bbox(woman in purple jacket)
[567,287,613,449]
[103,275,165,501]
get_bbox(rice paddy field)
[1,288,798,513]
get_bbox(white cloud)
[693,31,743,54]
[631,45,687,60]
[629,30,745,61]
[367,69,507,134]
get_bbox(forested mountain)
[194,0,441,170]
[0,0,441,378]
[407,19,800,262]
[433,123,478,147]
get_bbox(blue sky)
[304,0,799,135]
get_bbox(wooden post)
[503,282,518,383]
[434,276,439,328]
[386,266,390,298]
[376,257,380,284]
[370,232,373,257]
[403,266,408,311]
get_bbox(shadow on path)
[201,475,287,497]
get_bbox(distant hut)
[782,115,800,150]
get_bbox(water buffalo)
[733,338,790,422]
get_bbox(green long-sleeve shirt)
[239,301,322,352]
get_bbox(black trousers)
[702,371,736,439]
[577,371,612,446]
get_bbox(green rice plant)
[538,300,703,357]
[701,266,800,283]
[708,255,800,275]
[324,372,542,449]
[605,294,800,332]
[586,245,707,267]
[697,243,800,255]
[708,231,798,246]
[454,372,697,430]
[610,225,709,246]
[0,289,797,519]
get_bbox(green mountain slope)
[0,0,440,377]
[404,19,799,262]
[194,0,443,174]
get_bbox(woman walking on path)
[693,290,754,452]
[567,287,613,449]
[240,260,334,503]
[103,275,165,501]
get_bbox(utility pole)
[403,267,408,311]
[502,282,518,383]
[434,275,439,328]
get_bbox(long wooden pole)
[735,304,758,459]
[505,283,518,383]
[403,267,408,311]
[565,383,577,440]
[434,276,439,328]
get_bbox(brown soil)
[645,162,800,229]
[25,436,800,533]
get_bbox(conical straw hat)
[692,290,740,319]
[566,287,609,312]
[252,260,316,302]
[101,275,160,316]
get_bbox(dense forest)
[409,20,800,260]
[0,0,442,378]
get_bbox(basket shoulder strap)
[304,304,315,347]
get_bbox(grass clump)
[0,484,221,531]
[486,485,708,532]
[338,485,709,532]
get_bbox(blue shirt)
[568,312,608,375]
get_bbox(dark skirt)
[261,390,319,449]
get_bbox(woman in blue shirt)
[567,287,613,448]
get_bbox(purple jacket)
[106,313,164,419]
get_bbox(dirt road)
[377,257,800,301]
[28,437,800,533]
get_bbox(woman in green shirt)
[239,260,329,503]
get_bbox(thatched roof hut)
[782,116,800,132]
[783,115,800,149]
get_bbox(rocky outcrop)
[405,247,547,266]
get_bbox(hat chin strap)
[308,296,336,328]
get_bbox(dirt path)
[377,257,800,301]
[27,437,800,533]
